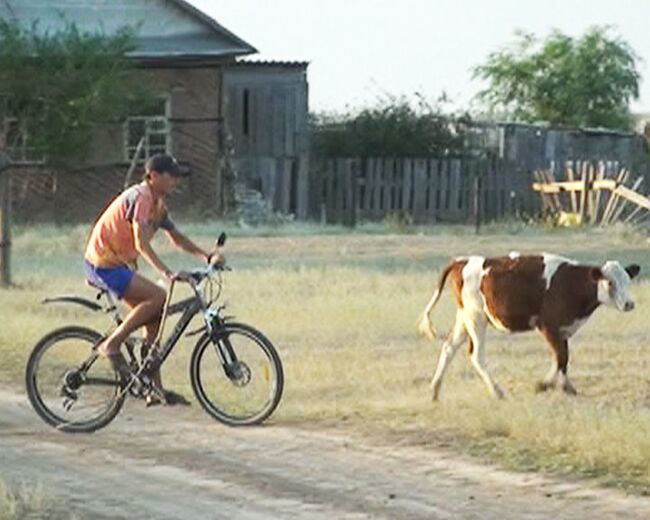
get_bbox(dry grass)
[3,222,650,492]
[0,480,75,520]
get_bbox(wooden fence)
[231,156,309,218]
[309,157,536,225]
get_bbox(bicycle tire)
[25,326,125,433]
[190,322,284,426]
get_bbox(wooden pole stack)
[531,163,650,227]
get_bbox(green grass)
[3,221,650,493]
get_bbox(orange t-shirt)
[85,182,174,268]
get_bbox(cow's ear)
[590,267,604,282]
[625,264,641,280]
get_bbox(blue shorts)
[83,260,135,299]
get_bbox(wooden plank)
[272,89,284,156]
[531,179,617,193]
[438,159,449,215]
[544,170,563,212]
[371,158,382,219]
[579,163,589,221]
[599,167,627,226]
[539,170,560,212]
[259,157,277,206]
[566,164,578,212]
[283,158,295,213]
[296,153,309,220]
[344,159,358,226]
[612,178,648,212]
[588,164,598,223]
[402,159,413,212]
[394,159,404,211]
[592,163,605,223]
[601,168,628,226]
[622,185,649,223]
[450,159,462,217]
[412,159,427,223]
[284,86,295,156]
[532,171,549,212]
[379,159,390,212]
[258,86,273,155]
[325,160,337,224]
[335,158,347,222]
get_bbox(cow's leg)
[430,311,467,401]
[464,312,504,399]
[537,327,577,395]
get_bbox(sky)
[190,0,650,115]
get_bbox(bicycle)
[25,233,284,433]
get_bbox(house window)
[124,98,170,162]
[2,99,45,164]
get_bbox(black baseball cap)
[145,153,190,177]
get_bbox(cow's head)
[592,261,641,311]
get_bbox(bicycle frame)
[67,269,233,372]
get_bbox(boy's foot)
[145,389,191,407]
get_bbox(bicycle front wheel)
[25,326,125,433]
[190,322,284,426]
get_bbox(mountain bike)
[25,234,284,433]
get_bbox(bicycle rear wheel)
[190,322,284,426]
[25,326,125,433]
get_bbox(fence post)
[0,162,11,287]
[472,174,481,234]
[343,159,358,227]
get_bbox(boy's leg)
[97,273,166,356]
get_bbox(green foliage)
[473,26,641,130]
[311,93,471,158]
[0,19,155,166]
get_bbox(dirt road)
[1,388,648,519]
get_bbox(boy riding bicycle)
[84,153,223,405]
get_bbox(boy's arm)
[134,221,174,279]
[165,227,212,263]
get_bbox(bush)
[311,93,471,158]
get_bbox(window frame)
[2,97,46,164]
[123,96,171,163]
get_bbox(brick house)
[0,0,309,221]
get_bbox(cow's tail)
[417,262,455,341]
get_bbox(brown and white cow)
[417,253,640,399]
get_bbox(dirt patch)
[1,388,649,519]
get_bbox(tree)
[311,93,470,158]
[0,19,154,166]
[0,19,154,285]
[472,26,641,130]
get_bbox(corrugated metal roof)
[0,0,257,59]
[232,59,309,68]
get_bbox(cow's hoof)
[535,381,551,393]
[562,382,578,396]
[493,385,505,399]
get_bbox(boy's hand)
[207,253,225,266]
